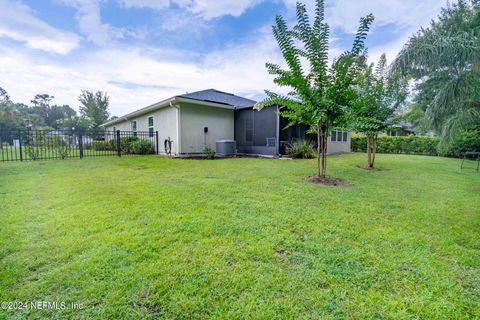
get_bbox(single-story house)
[47,130,93,146]
[385,121,414,136]
[100,89,351,156]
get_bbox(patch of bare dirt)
[307,176,352,187]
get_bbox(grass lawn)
[0,153,479,319]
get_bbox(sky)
[0,0,448,117]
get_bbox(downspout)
[170,100,181,155]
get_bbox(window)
[331,131,337,142]
[331,130,348,142]
[245,118,253,142]
[131,120,137,137]
[148,116,154,137]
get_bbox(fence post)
[155,131,159,154]
[116,130,121,157]
[18,129,23,162]
[79,133,84,159]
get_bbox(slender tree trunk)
[315,124,329,178]
[323,125,328,177]
[367,136,373,168]
[371,136,377,168]
[316,124,321,178]
[318,124,328,178]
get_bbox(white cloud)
[0,0,80,54]
[119,0,263,20]
[283,0,448,63]
[119,0,170,10]
[59,0,126,45]
[0,0,449,118]
[0,28,282,116]
[184,0,264,19]
[283,0,447,32]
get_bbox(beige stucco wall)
[327,132,351,154]
[179,103,234,154]
[104,106,179,154]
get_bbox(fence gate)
[0,129,159,162]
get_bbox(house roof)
[179,89,256,109]
[101,88,257,127]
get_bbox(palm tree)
[256,0,374,178]
[393,0,480,140]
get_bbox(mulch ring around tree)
[307,176,352,187]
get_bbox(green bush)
[438,129,480,157]
[120,137,139,154]
[203,145,215,160]
[92,140,115,151]
[131,139,155,155]
[286,139,316,159]
[351,135,439,156]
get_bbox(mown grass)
[0,153,479,319]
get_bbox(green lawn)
[0,153,479,319]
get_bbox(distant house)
[47,130,93,146]
[385,121,414,136]
[100,89,351,156]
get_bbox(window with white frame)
[148,116,154,137]
[331,130,348,142]
[131,120,137,136]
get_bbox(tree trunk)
[315,124,329,178]
[317,124,328,178]
[367,136,373,168]
[371,136,377,168]
[322,125,328,177]
[316,125,321,178]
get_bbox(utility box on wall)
[216,140,236,156]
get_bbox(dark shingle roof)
[178,89,256,109]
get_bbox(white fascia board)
[100,97,236,128]
[175,97,236,110]
[100,97,175,127]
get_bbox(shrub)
[203,145,215,160]
[286,139,316,159]
[25,146,40,160]
[351,135,439,156]
[55,144,70,159]
[120,136,139,154]
[131,139,155,155]
[438,129,480,157]
[92,140,115,151]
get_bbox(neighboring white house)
[101,89,352,156]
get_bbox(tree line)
[0,88,112,133]
[257,0,479,179]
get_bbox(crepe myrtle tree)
[255,0,374,178]
[350,53,409,168]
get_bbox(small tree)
[255,0,374,179]
[0,86,10,103]
[350,54,408,168]
[79,90,110,130]
[31,94,55,128]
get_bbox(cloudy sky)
[0,0,447,116]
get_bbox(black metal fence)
[0,129,159,162]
